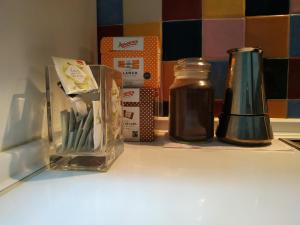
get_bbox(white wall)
[0,0,97,151]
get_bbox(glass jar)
[46,65,124,171]
[169,58,214,142]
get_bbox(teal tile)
[209,61,228,99]
[288,100,300,118]
[98,0,123,26]
[290,15,300,57]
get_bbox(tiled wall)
[97,0,300,118]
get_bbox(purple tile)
[214,100,224,117]
[202,18,245,60]
[288,100,300,118]
[98,25,123,41]
[163,0,202,21]
[288,58,300,99]
[291,0,300,13]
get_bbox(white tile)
[123,0,162,24]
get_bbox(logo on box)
[113,37,144,51]
[118,40,138,49]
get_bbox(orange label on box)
[113,57,144,87]
[101,36,161,89]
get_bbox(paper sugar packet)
[52,57,98,95]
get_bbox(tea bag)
[70,96,88,116]
[60,110,70,152]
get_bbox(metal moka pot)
[216,47,273,146]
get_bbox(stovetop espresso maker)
[216,47,273,146]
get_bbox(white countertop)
[1,141,300,225]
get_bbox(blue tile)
[246,0,289,16]
[163,20,202,61]
[97,0,123,26]
[209,61,228,99]
[288,100,300,118]
[290,15,300,57]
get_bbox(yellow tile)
[123,22,162,44]
[202,0,245,18]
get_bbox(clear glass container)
[169,58,214,142]
[46,65,123,171]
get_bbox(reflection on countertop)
[0,141,300,225]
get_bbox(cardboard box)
[101,36,161,89]
[122,88,154,142]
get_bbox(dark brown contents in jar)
[169,79,214,141]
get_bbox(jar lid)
[227,47,263,54]
[174,58,211,79]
